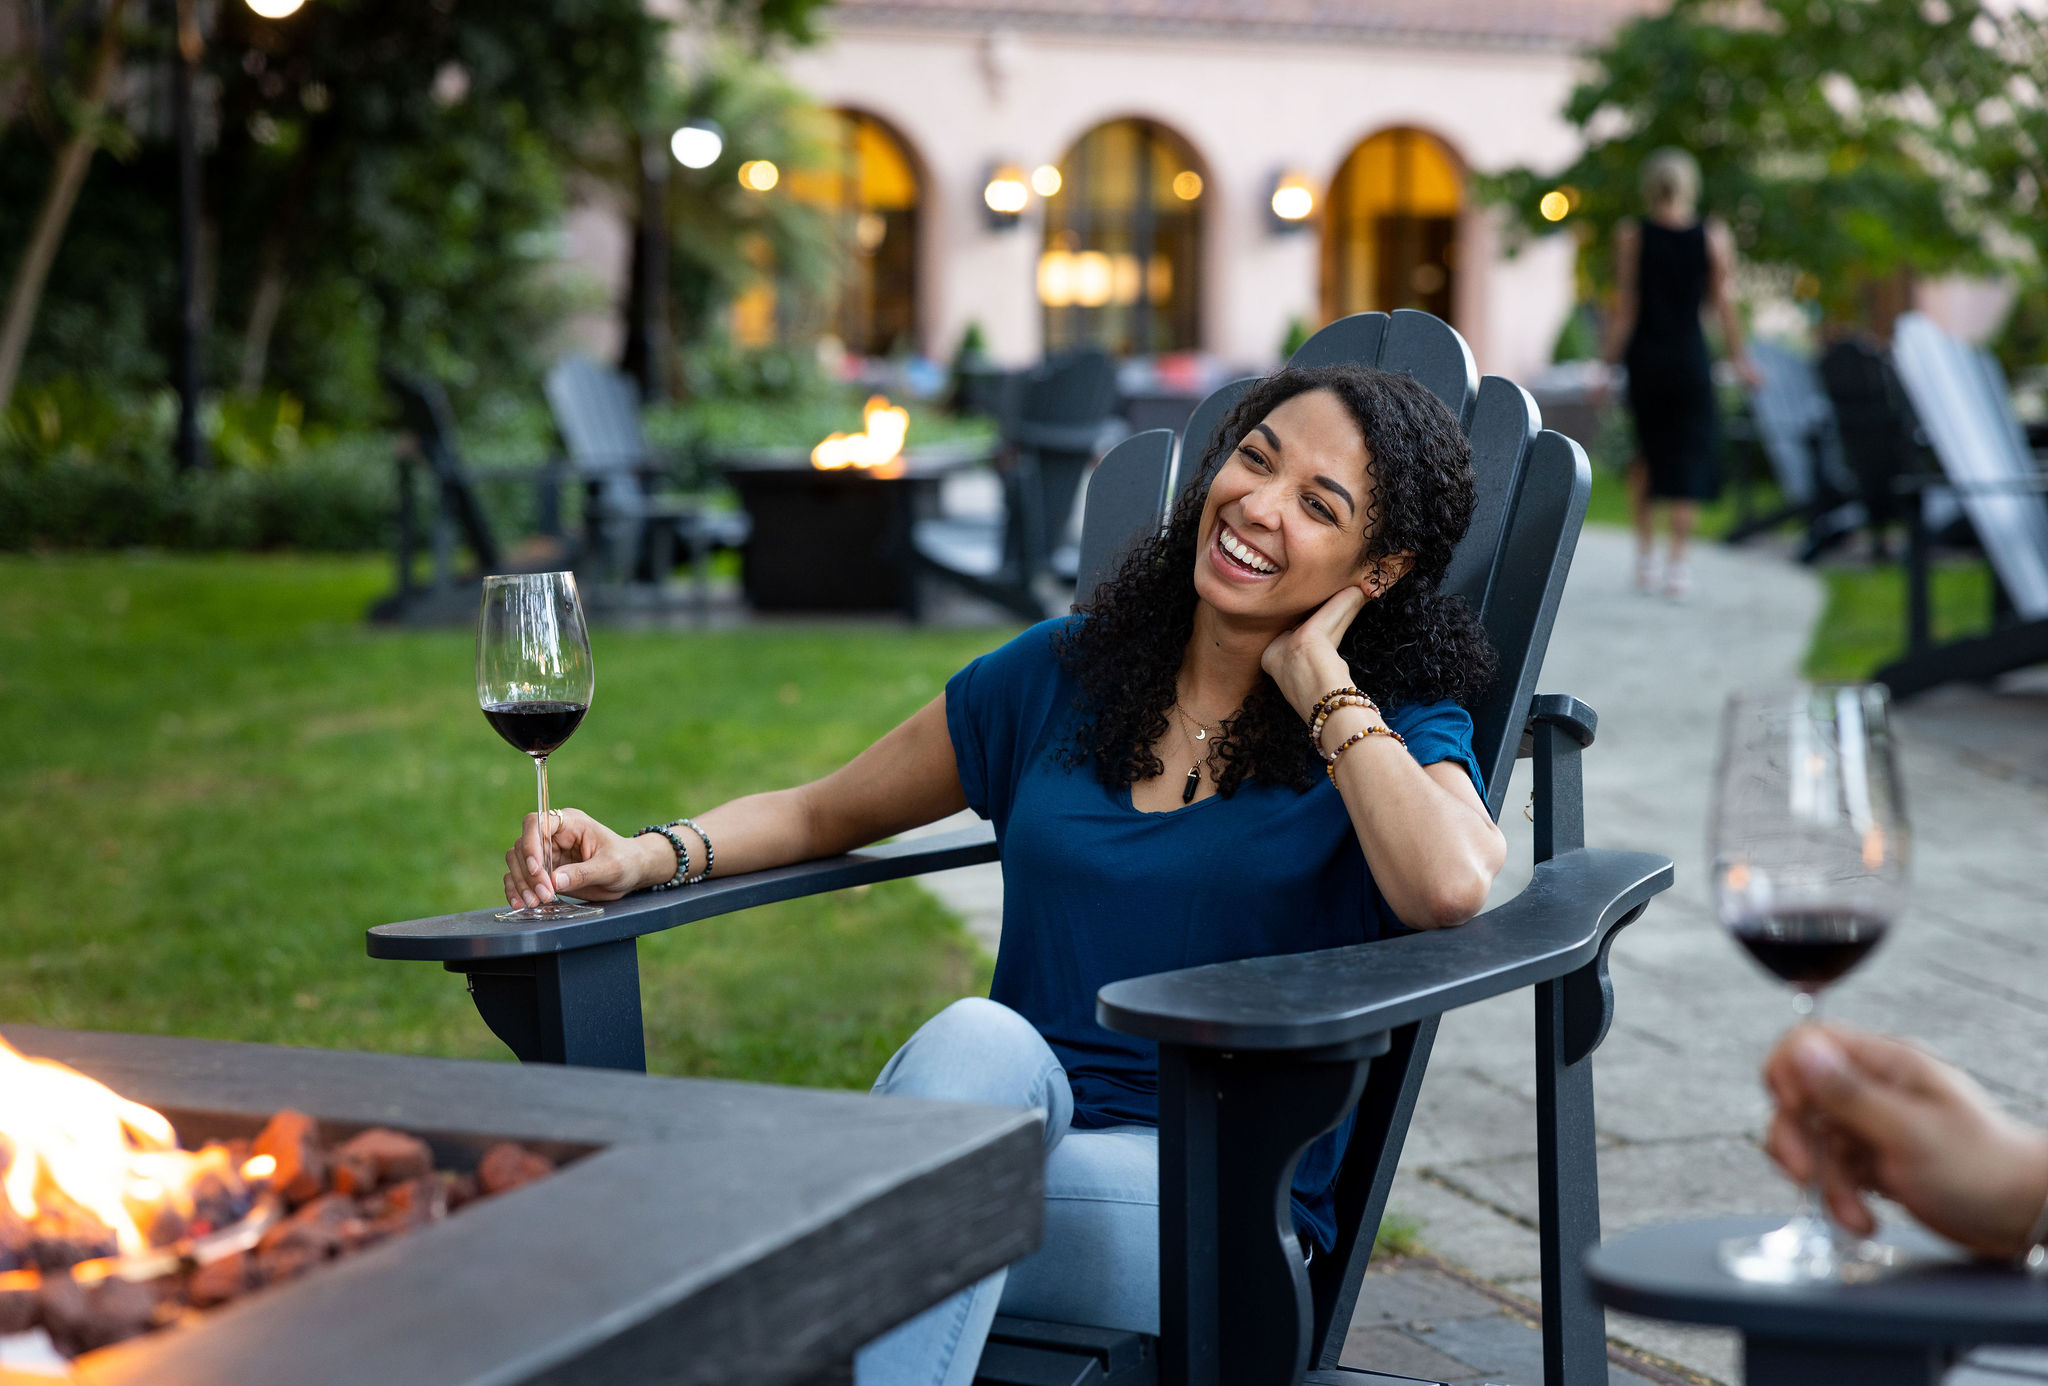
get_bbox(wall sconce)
[983,162,1029,229]
[1269,170,1315,232]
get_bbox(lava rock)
[252,1110,327,1206]
[329,1128,433,1196]
[185,1251,253,1309]
[476,1143,554,1196]
[39,1271,161,1355]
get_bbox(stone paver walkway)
[917,525,2048,1384]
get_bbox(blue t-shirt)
[945,618,1484,1251]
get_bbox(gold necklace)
[1170,703,1220,804]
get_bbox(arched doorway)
[820,109,922,357]
[1039,118,1204,357]
[1322,128,1462,325]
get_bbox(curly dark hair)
[1053,364,1497,796]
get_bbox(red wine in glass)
[477,573,602,923]
[1731,908,1892,990]
[1710,685,1910,1284]
[482,701,589,757]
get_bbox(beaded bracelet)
[669,817,714,884]
[1324,724,1407,784]
[1311,695,1372,757]
[636,823,691,891]
[1309,685,1371,724]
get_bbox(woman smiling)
[500,363,1506,1386]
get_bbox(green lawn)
[1804,557,1994,683]
[0,555,1013,1088]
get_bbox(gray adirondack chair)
[1880,312,2048,697]
[543,354,751,601]
[370,369,569,624]
[912,349,1122,622]
[369,310,1674,1386]
[1723,341,1868,561]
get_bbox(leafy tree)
[0,0,837,433]
[1480,0,2047,338]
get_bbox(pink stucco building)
[768,0,1657,380]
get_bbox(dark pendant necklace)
[1172,703,1217,805]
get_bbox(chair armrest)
[1517,693,1598,758]
[1096,847,1673,1052]
[367,822,998,962]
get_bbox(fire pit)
[0,1025,1040,1386]
[715,397,994,613]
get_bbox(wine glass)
[1709,684,1910,1284]
[477,572,603,923]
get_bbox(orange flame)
[0,1034,248,1255]
[811,396,908,478]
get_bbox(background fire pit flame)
[0,1035,259,1260]
[810,394,908,478]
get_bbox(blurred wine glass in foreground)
[1710,684,1910,1284]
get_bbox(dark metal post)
[172,0,206,472]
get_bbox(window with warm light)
[790,110,923,357]
[1039,119,1204,356]
[1322,128,1463,325]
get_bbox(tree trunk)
[0,0,129,416]
[237,234,288,394]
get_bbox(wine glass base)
[1719,1216,1905,1285]
[493,901,605,923]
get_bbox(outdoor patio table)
[1587,1215,2048,1386]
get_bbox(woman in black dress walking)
[1600,148,1756,599]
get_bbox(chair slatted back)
[1747,340,1856,505]
[1074,429,1177,604]
[1892,313,2048,619]
[1012,350,1120,574]
[1070,310,1592,1366]
[547,355,649,468]
[383,369,503,572]
[545,356,659,524]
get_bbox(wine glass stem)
[1792,987,1831,1234]
[533,753,553,896]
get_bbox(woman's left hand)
[1262,585,1368,722]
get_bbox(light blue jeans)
[854,997,1160,1386]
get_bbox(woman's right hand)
[504,809,670,908]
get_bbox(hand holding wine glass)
[478,572,603,923]
[1711,684,1910,1283]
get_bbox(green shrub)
[0,441,393,552]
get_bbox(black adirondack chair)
[1879,312,2048,697]
[1816,334,1922,559]
[913,349,1121,621]
[368,310,1674,1386]
[543,354,750,602]
[1723,341,1867,562]
[370,369,569,624]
